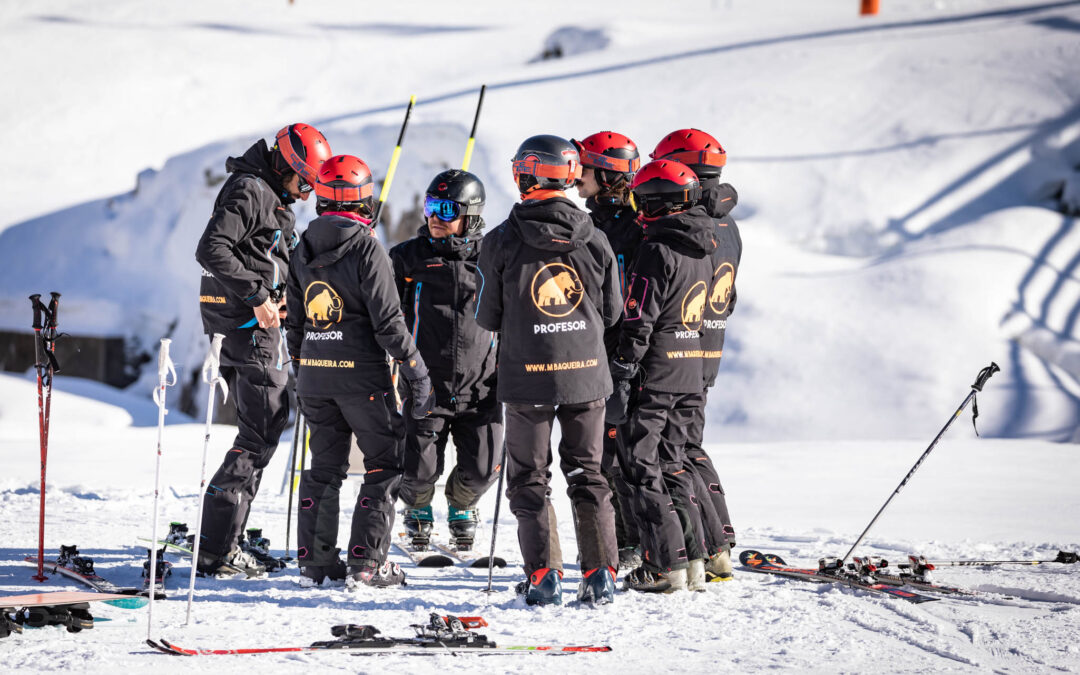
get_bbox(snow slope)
[1,0,1080,671]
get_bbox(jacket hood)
[643,205,716,256]
[299,214,371,267]
[700,180,738,219]
[225,139,289,200]
[508,196,594,252]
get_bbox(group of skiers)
[193,119,742,605]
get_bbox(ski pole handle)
[461,84,486,171]
[29,294,43,330]
[971,362,999,392]
[47,292,61,329]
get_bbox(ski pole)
[185,334,227,626]
[484,424,507,594]
[461,85,486,171]
[839,362,1000,566]
[926,551,1078,567]
[372,94,416,228]
[283,411,304,561]
[28,294,48,582]
[148,338,177,639]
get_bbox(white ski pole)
[148,338,176,640]
[185,333,227,625]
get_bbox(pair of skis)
[148,612,610,656]
[393,531,507,569]
[24,546,162,605]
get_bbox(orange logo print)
[681,281,708,332]
[709,263,735,315]
[304,281,344,329]
[530,263,584,318]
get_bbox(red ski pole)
[28,294,48,582]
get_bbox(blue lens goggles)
[423,196,462,221]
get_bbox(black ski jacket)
[617,205,716,394]
[700,181,743,388]
[586,197,643,359]
[285,212,422,397]
[196,140,296,335]
[389,224,497,411]
[475,195,622,405]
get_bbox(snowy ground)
[2,0,1080,671]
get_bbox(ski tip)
[468,557,507,569]
[738,549,763,565]
[417,555,456,568]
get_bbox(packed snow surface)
[1,0,1079,672]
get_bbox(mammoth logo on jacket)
[709,262,735,316]
[531,263,584,318]
[304,281,343,329]
[681,281,708,332]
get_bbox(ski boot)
[1,610,23,639]
[623,565,687,593]
[687,558,707,592]
[57,545,96,577]
[403,505,434,549]
[578,566,616,605]
[345,559,406,589]
[239,529,287,572]
[299,557,348,588]
[447,505,478,551]
[705,547,734,582]
[618,546,643,571]
[164,522,189,547]
[515,567,563,606]
[198,547,267,579]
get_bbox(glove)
[605,357,639,426]
[397,353,436,419]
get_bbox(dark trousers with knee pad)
[602,424,640,550]
[684,390,736,552]
[198,328,290,562]
[619,388,709,572]
[399,398,503,511]
[296,391,404,566]
[505,399,618,577]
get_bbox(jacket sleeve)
[598,237,623,328]
[359,240,417,361]
[616,247,667,364]
[474,227,504,332]
[195,179,270,307]
[388,242,409,314]
[284,249,304,364]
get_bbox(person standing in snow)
[194,123,331,578]
[284,155,435,589]
[572,131,645,571]
[609,159,716,593]
[475,135,623,606]
[651,128,742,581]
[389,170,502,552]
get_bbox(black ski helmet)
[425,169,486,235]
[511,134,582,195]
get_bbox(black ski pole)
[284,412,304,561]
[372,94,417,229]
[461,84,486,172]
[839,362,1000,566]
[484,429,508,594]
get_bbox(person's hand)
[277,299,288,321]
[605,358,639,425]
[253,297,280,329]
[398,354,436,419]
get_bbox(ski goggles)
[424,196,463,221]
[297,175,313,194]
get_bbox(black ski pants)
[602,423,640,550]
[618,388,708,572]
[399,397,503,511]
[199,328,290,561]
[684,390,736,553]
[296,391,404,566]
[504,399,618,577]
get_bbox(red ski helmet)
[571,131,641,192]
[630,160,701,219]
[314,155,375,215]
[511,134,582,195]
[650,128,726,179]
[273,123,332,185]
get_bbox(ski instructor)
[194,123,332,578]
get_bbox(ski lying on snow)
[147,613,611,656]
[739,550,938,604]
[24,553,160,604]
[429,536,507,569]
[393,532,455,568]
[137,536,247,577]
